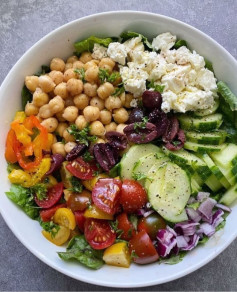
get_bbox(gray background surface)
[0,0,236,291]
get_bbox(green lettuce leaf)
[120,31,153,50]
[173,39,188,49]
[21,85,32,109]
[159,251,186,265]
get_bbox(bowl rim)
[1,10,237,288]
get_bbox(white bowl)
[0,11,237,288]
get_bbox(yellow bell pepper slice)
[28,158,51,186]
[53,208,76,230]
[8,169,32,187]
[84,204,113,220]
[14,111,26,123]
[103,242,131,268]
[82,173,109,191]
[42,225,70,246]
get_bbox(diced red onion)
[198,198,217,221]
[166,225,177,237]
[143,210,154,217]
[215,203,232,213]
[188,197,197,204]
[157,238,177,257]
[181,234,200,251]
[197,192,210,202]
[212,209,224,228]
[137,209,145,216]
[199,223,215,237]
[176,236,188,248]
[186,207,202,222]
[175,221,199,236]
[157,229,174,246]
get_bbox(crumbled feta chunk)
[123,36,144,51]
[92,44,108,60]
[152,32,176,51]
[107,42,127,65]
[196,68,217,91]
[189,50,205,70]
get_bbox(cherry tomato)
[34,182,64,209]
[116,213,136,241]
[66,157,99,180]
[129,230,159,264]
[84,218,116,250]
[120,179,147,213]
[92,178,122,215]
[40,203,66,222]
[138,213,167,240]
[67,190,92,211]
[74,211,86,232]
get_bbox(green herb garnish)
[69,176,83,193]
[40,220,60,238]
[68,124,97,146]
[74,68,86,83]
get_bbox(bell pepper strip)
[8,169,32,186]
[14,111,26,123]
[5,129,18,163]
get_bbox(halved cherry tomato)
[92,178,122,215]
[84,218,116,250]
[138,213,167,240]
[40,203,67,222]
[120,179,147,213]
[34,182,64,208]
[74,211,86,232]
[67,190,91,212]
[116,213,136,241]
[42,225,70,246]
[129,230,159,264]
[66,157,99,180]
[53,208,76,230]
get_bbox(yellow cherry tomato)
[44,175,58,188]
[103,242,131,268]
[82,173,109,191]
[42,225,70,246]
[84,204,113,220]
[8,169,32,186]
[53,208,76,230]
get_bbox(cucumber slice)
[220,183,237,206]
[184,141,225,153]
[193,99,219,117]
[148,162,190,223]
[185,130,227,145]
[132,152,166,186]
[210,143,237,168]
[205,174,222,192]
[120,144,162,179]
[178,113,223,132]
[217,81,237,111]
[190,172,203,194]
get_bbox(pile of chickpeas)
[24,52,135,157]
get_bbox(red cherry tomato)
[34,182,64,209]
[67,190,92,212]
[92,178,122,215]
[66,157,98,180]
[40,203,67,222]
[84,218,116,250]
[116,213,136,241]
[74,210,86,232]
[138,213,167,240]
[120,179,147,213]
[129,230,159,264]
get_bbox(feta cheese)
[152,32,176,51]
[130,51,157,73]
[175,46,192,65]
[123,36,144,51]
[189,50,205,70]
[196,68,217,92]
[107,42,127,65]
[92,44,108,60]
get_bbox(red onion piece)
[46,154,64,175]
[198,198,217,222]
[215,203,232,213]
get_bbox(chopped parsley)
[40,220,60,238]
[69,176,83,193]
[68,124,97,146]
[110,220,124,238]
[98,68,121,84]
[147,80,165,93]
[134,116,149,131]
[112,85,125,96]
[83,150,94,162]
[74,68,86,83]
[30,184,47,201]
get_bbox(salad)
[4,30,237,270]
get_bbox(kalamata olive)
[148,109,170,138]
[163,116,179,143]
[124,122,158,144]
[165,129,186,151]
[128,108,145,123]
[46,154,65,175]
[93,143,119,172]
[66,144,87,161]
[142,90,162,110]
[105,131,128,150]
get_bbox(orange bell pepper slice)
[5,129,18,163]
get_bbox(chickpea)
[64,63,73,71]
[64,69,77,82]
[113,108,129,124]
[116,123,127,134]
[90,97,105,110]
[83,106,100,122]
[56,122,68,136]
[105,122,117,132]
[105,96,122,111]
[83,83,98,97]
[79,52,92,63]
[38,75,55,93]
[65,97,75,107]
[63,128,75,142]
[66,78,83,96]
[49,70,64,85]
[97,82,114,100]
[72,61,84,69]
[73,93,89,110]
[123,93,134,108]
[54,82,68,99]
[84,60,99,71]
[64,142,77,153]
[85,66,99,83]
[50,58,65,72]
[41,117,58,133]
[48,95,65,114]
[99,109,112,125]
[67,55,78,64]
[55,111,66,122]
[89,121,105,137]
[32,88,49,107]
[25,102,39,116]
[25,76,39,92]
[62,106,78,122]
[52,142,66,156]
[96,138,105,143]
[99,58,115,74]
[38,104,53,119]
[75,115,87,130]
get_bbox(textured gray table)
[0,0,236,291]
